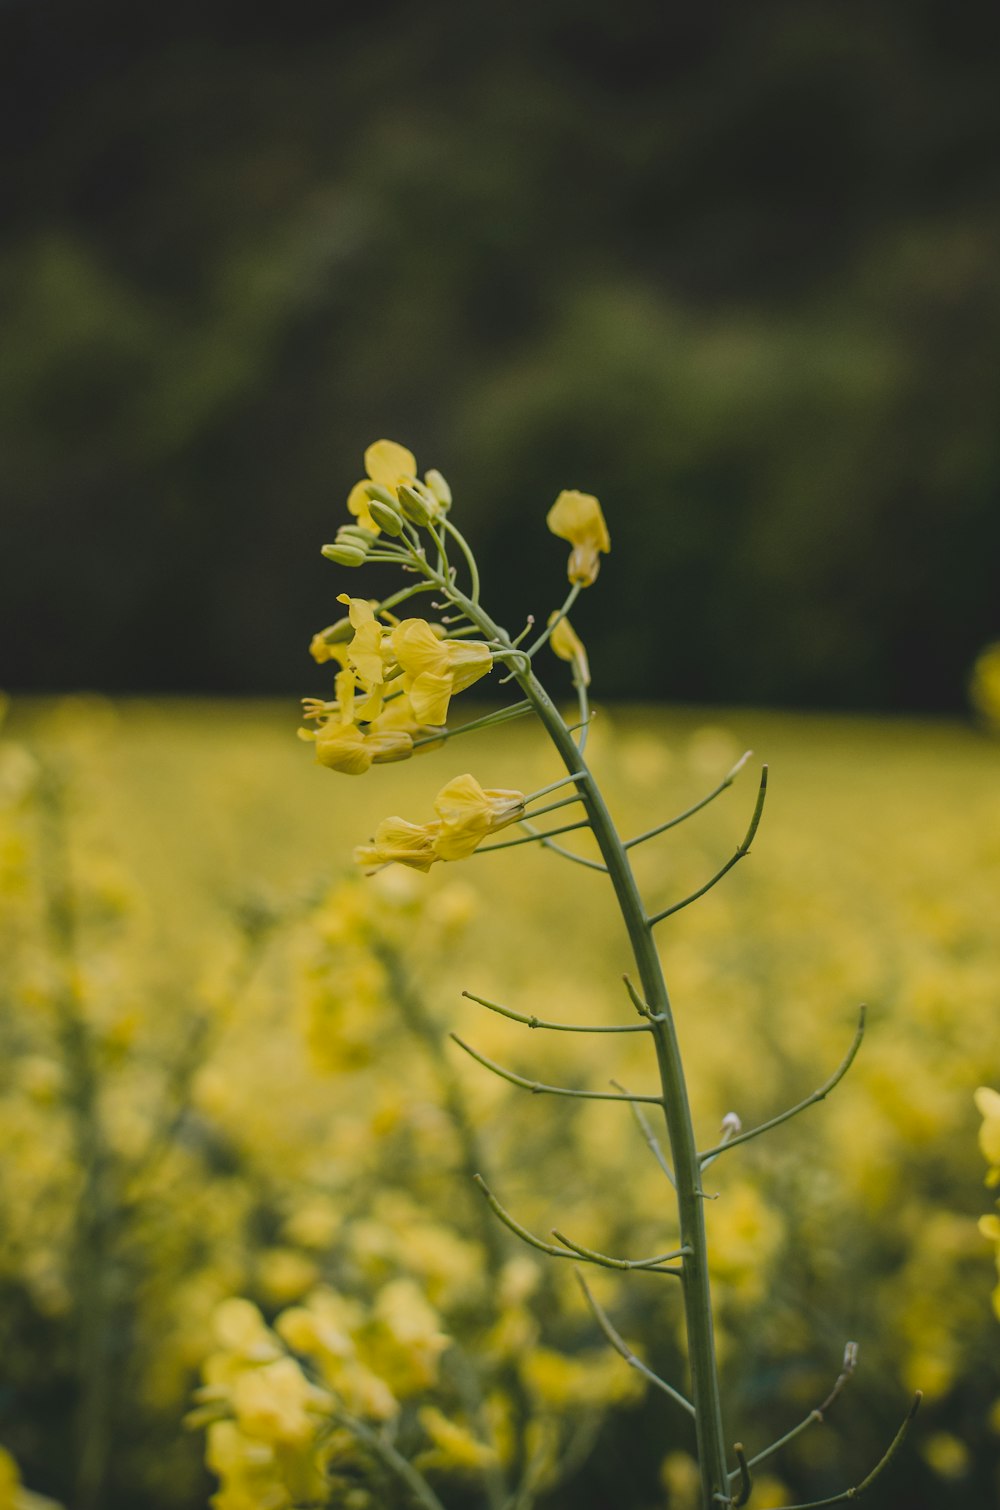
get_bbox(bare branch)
[612,1078,677,1187]
[625,750,752,848]
[648,765,768,927]
[462,989,650,1035]
[551,1228,685,1275]
[699,1008,867,1164]
[450,1035,664,1104]
[574,1270,695,1419]
[766,1393,921,1508]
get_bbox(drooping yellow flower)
[355,816,442,873]
[548,612,591,686]
[391,618,493,724]
[546,489,610,586]
[432,773,525,860]
[347,439,418,534]
[230,1357,327,1448]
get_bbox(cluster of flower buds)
[321,441,453,564]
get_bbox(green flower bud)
[425,469,452,509]
[396,482,433,526]
[363,483,399,508]
[367,500,405,536]
[321,543,367,567]
[336,525,377,547]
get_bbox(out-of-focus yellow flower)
[347,440,418,534]
[0,1447,62,1510]
[546,489,610,586]
[975,1086,1000,1172]
[432,773,525,860]
[231,1358,327,1449]
[970,642,1000,728]
[548,612,590,686]
[391,619,493,725]
[415,1406,498,1473]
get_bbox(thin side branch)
[475,819,591,854]
[648,765,768,926]
[730,1342,859,1480]
[574,1270,696,1419]
[462,989,650,1035]
[551,1228,685,1275]
[451,1036,664,1104]
[473,1175,579,1260]
[699,1007,867,1164]
[622,973,666,1023]
[625,750,752,848]
[768,1394,921,1508]
[611,1078,676,1187]
[515,818,609,871]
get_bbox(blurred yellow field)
[1,696,998,1509]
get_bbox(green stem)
[433,582,732,1509]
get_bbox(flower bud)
[367,500,405,536]
[396,482,433,526]
[321,543,367,567]
[336,525,377,547]
[424,469,452,509]
[363,483,400,509]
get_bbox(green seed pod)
[396,482,433,526]
[367,500,405,536]
[363,483,399,508]
[425,468,452,509]
[321,543,367,567]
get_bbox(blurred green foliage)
[2,0,999,706]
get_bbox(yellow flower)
[969,642,1000,728]
[230,1357,327,1448]
[391,619,493,725]
[975,1086,1000,1169]
[432,773,525,860]
[546,489,610,586]
[337,596,392,693]
[355,816,441,873]
[415,1406,498,1473]
[548,613,590,686]
[347,440,418,534]
[305,720,413,776]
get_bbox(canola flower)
[296,438,923,1510]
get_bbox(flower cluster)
[302,596,493,775]
[976,1087,1000,1321]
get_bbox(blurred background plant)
[1,694,997,1507]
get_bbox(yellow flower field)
[1,695,998,1509]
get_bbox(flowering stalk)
[301,440,916,1509]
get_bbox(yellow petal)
[365,439,417,487]
[313,722,372,775]
[446,639,494,695]
[347,479,380,534]
[407,670,454,726]
[392,618,449,678]
[546,490,610,552]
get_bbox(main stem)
[444,587,731,1509]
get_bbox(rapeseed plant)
[291,441,923,1510]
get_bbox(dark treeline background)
[3,0,999,710]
